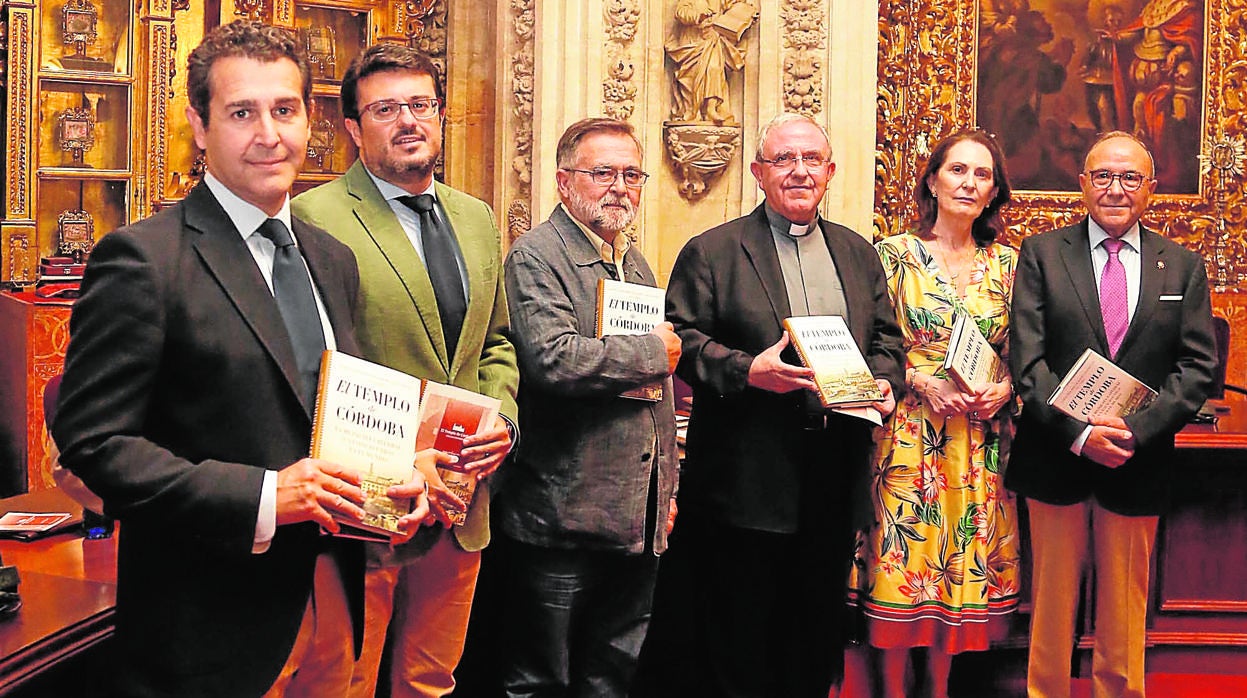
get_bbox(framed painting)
[976,0,1203,195]
[875,0,1246,265]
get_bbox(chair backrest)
[1212,315,1230,399]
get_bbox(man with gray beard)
[293,44,519,698]
[493,117,682,698]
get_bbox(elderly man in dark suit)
[1007,131,1217,698]
[658,112,905,698]
[51,21,427,697]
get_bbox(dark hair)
[187,20,311,128]
[914,129,1013,246]
[555,118,642,169]
[341,43,443,121]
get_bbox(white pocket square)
[1159,295,1183,301]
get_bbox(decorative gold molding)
[4,227,34,285]
[781,0,826,115]
[273,0,293,25]
[146,20,172,219]
[603,0,639,121]
[404,0,446,57]
[507,0,535,242]
[6,8,30,219]
[233,0,267,22]
[876,0,1246,268]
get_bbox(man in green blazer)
[293,44,519,698]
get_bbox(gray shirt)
[764,203,848,318]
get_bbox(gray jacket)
[498,205,679,554]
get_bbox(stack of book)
[35,255,86,299]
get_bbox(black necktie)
[397,194,466,359]
[257,218,326,408]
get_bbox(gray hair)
[1085,130,1156,176]
[754,113,832,162]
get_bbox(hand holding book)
[412,448,467,529]
[747,332,818,394]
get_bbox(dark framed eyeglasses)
[757,153,831,171]
[1085,169,1151,191]
[359,98,441,122]
[562,167,650,188]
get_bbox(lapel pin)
[1156,260,1165,270]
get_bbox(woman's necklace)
[933,235,975,281]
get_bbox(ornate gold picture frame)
[875,0,1245,264]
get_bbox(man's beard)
[374,129,439,181]
[565,187,636,234]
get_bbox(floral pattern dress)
[848,232,1022,652]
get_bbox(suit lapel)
[740,205,791,327]
[184,183,307,412]
[1058,220,1110,354]
[345,164,451,371]
[1116,227,1164,358]
[819,220,866,342]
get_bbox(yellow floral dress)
[849,233,1021,652]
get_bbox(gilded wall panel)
[876,0,1247,280]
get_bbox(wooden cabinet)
[0,291,72,496]
[0,1,431,286]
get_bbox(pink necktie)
[1100,237,1128,358]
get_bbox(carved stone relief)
[603,0,639,121]
[507,0,535,241]
[663,0,758,201]
[781,0,825,116]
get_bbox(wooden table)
[1144,391,1247,672]
[0,490,116,696]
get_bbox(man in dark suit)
[657,112,905,698]
[51,21,428,697]
[1007,131,1217,698]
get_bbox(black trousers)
[496,535,660,698]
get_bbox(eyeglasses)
[757,153,831,171]
[562,167,650,188]
[359,98,441,122]
[1086,169,1151,191]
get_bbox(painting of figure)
[975,0,1204,194]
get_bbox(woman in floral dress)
[850,130,1022,698]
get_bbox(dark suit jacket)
[51,182,364,697]
[1006,219,1217,515]
[666,205,906,534]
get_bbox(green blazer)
[293,161,519,552]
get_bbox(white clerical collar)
[763,201,816,238]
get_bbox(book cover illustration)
[596,278,666,402]
[1047,348,1158,422]
[415,382,501,527]
[942,312,1002,393]
[311,350,423,540]
[783,315,884,408]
